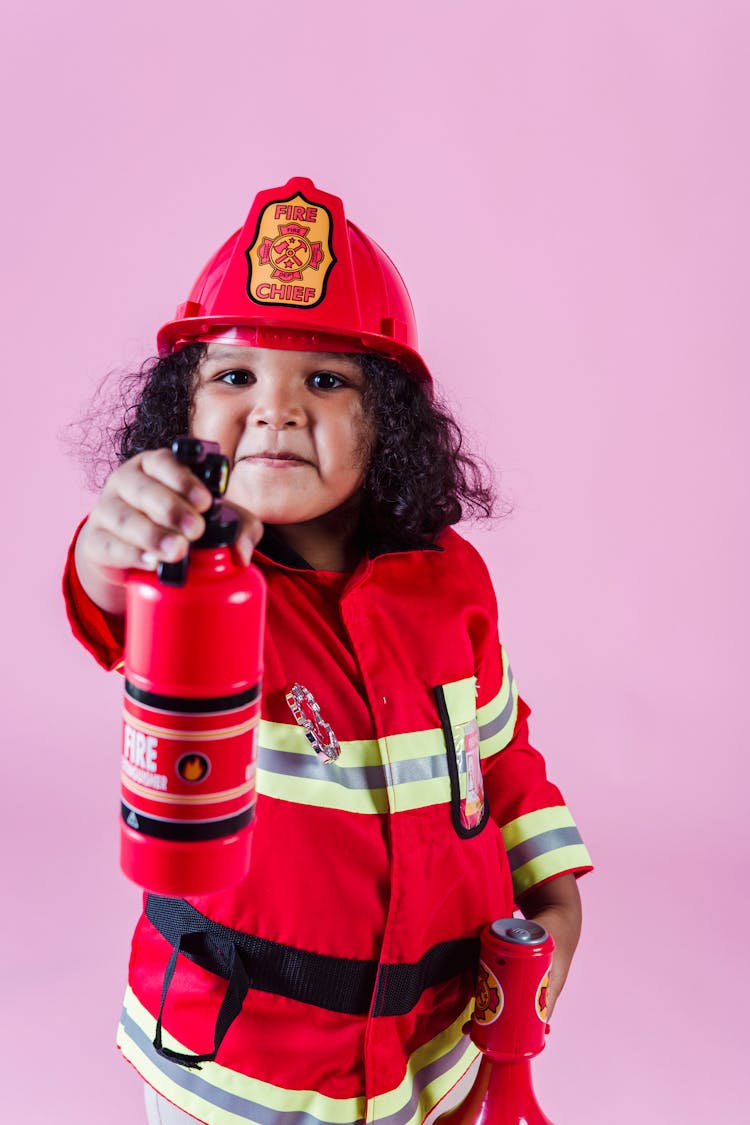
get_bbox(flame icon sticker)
[177,753,211,784]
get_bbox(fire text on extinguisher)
[122,723,168,791]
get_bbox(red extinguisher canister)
[438,919,555,1125]
[120,437,266,897]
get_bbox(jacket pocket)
[434,678,489,839]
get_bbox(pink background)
[1,2,746,1120]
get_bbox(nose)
[250,384,305,429]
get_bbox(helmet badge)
[246,191,336,310]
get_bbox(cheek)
[189,391,209,435]
[190,395,241,454]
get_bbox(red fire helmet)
[157,176,431,385]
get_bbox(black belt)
[146,895,478,1069]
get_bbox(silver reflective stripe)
[505,825,584,872]
[122,1005,474,1125]
[260,745,387,790]
[258,747,450,790]
[386,755,449,786]
[121,1007,363,1125]
[375,1031,475,1125]
[477,667,516,742]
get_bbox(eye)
[216,369,253,386]
[308,371,346,390]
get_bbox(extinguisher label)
[473,960,504,1026]
[246,191,337,310]
[120,683,260,842]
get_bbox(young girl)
[65,177,592,1125]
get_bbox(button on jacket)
[64,525,592,1125]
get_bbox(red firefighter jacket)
[64,526,592,1125]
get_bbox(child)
[65,177,592,1125]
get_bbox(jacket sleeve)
[62,520,125,673]
[466,546,593,899]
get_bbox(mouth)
[239,452,310,465]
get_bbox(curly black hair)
[81,345,498,548]
[358,353,496,546]
[116,344,203,466]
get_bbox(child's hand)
[516,873,582,1020]
[74,449,263,615]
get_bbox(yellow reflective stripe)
[440,677,477,726]
[477,698,518,758]
[384,727,447,765]
[258,720,388,814]
[476,647,512,726]
[261,719,384,764]
[385,775,450,815]
[500,806,592,897]
[500,805,577,850]
[511,845,593,897]
[257,721,455,815]
[259,768,391,814]
[257,757,453,816]
[118,986,365,1124]
[118,986,478,1125]
[257,648,514,814]
[259,720,449,766]
[366,1000,478,1125]
[476,650,519,759]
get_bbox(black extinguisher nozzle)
[171,436,229,499]
[157,558,190,587]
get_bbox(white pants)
[144,1085,199,1124]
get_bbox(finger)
[224,503,264,566]
[83,524,186,576]
[112,469,207,543]
[93,497,191,563]
[127,449,213,511]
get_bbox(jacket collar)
[254,527,443,572]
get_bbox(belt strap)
[154,931,250,1069]
[147,895,478,1068]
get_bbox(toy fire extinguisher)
[438,919,555,1125]
[120,437,266,897]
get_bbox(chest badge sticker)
[286,683,341,763]
[246,192,336,309]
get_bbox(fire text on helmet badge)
[285,683,341,763]
[246,191,336,310]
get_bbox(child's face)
[190,344,374,529]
